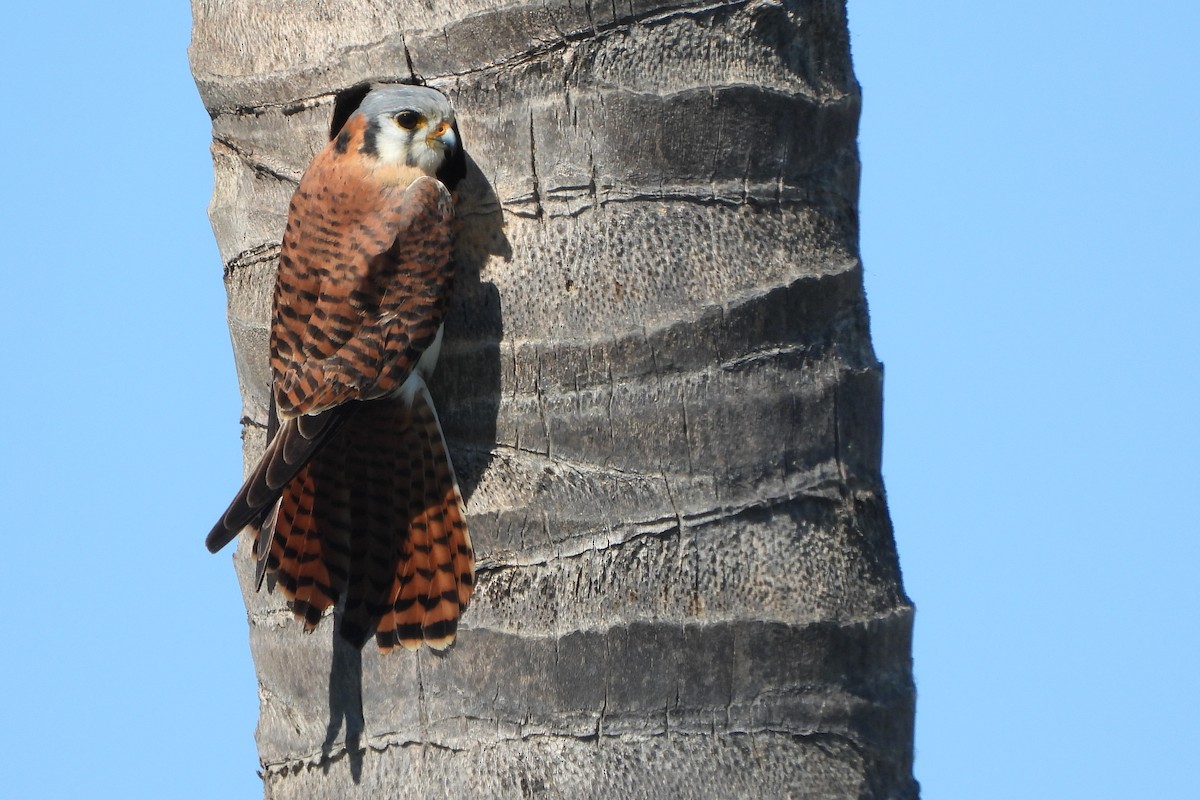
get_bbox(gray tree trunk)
[190,0,916,797]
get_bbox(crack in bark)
[400,34,416,78]
[262,734,468,778]
[260,718,875,778]
[223,241,280,277]
[719,342,811,372]
[472,481,870,573]
[522,109,545,219]
[212,134,300,185]
[497,184,836,218]
[239,415,269,431]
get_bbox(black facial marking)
[333,128,351,154]
[361,120,378,157]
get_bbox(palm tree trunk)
[191,0,916,797]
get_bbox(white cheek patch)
[375,130,410,165]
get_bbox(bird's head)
[352,85,465,188]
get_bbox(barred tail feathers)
[258,447,350,630]
[219,381,472,651]
[375,378,474,652]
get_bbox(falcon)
[206,84,474,652]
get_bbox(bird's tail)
[254,378,474,651]
[369,379,474,651]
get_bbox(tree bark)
[190,0,916,797]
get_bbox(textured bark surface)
[190,0,916,797]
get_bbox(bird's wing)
[271,165,456,418]
[206,146,456,553]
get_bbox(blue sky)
[853,3,1198,797]
[0,2,1194,798]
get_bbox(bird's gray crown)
[358,84,455,122]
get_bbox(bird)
[206,84,474,652]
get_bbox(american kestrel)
[206,84,474,652]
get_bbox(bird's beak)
[429,122,457,152]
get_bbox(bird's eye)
[393,111,421,130]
